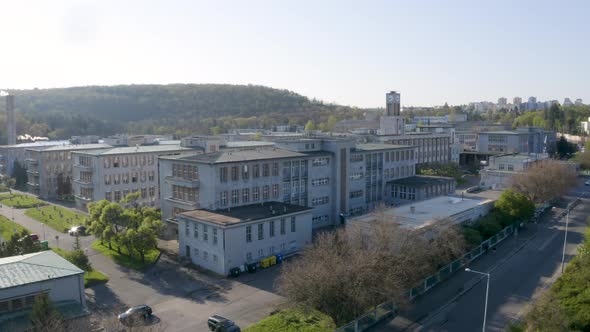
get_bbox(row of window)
[104,187,156,201]
[498,164,515,171]
[311,177,330,186]
[246,242,291,261]
[392,185,416,200]
[312,157,330,166]
[185,221,219,245]
[384,149,413,163]
[312,215,330,224]
[220,162,280,182]
[190,247,218,264]
[104,171,156,185]
[172,163,199,180]
[172,185,198,202]
[312,196,329,206]
[384,165,414,179]
[104,154,156,168]
[349,190,363,199]
[246,217,297,242]
[219,185,281,206]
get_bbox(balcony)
[164,176,199,188]
[74,179,94,188]
[165,197,200,209]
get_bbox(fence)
[335,224,516,332]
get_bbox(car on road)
[585,180,590,186]
[68,225,87,236]
[118,305,153,325]
[207,315,241,332]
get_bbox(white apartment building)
[479,153,548,190]
[176,201,312,275]
[26,143,111,199]
[72,145,189,210]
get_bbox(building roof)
[73,144,189,156]
[491,153,548,162]
[0,251,84,289]
[179,201,312,226]
[0,140,71,149]
[177,148,307,164]
[349,195,493,230]
[388,175,455,187]
[224,141,275,148]
[355,143,413,151]
[479,130,526,135]
[27,143,111,152]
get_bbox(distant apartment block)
[26,144,112,199]
[72,145,189,210]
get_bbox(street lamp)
[465,268,490,332]
[561,208,570,273]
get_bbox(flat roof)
[27,143,111,152]
[73,144,189,156]
[0,140,71,149]
[479,130,526,135]
[349,195,493,230]
[225,141,275,148]
[176,148,307,164]
[388,175,455,187]
[355,143,413,151]
[0,251,83,289]
[491,153,548,162]
[179,201,312,226]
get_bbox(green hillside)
[0,84,364,142]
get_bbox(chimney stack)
[6,95,16,145]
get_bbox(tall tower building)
[380,91,404,135]
[6,95,16,145]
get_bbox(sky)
[1,0,589,108]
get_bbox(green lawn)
[0,194,46,209]
[244,309,336,332]
[0,215,27,240]
[51,247,109,287]
[91,239,160,270]
[25,205,87,233]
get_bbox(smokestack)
[5,94,16,145]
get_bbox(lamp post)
[465,268,490,332]
[561,208,570,273]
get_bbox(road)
[374,180,590,332]
[1,194,286,331]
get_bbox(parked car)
[18,233,39,242]
[68,225,87,236]
[585,180,590,186]
[118,305,152,325]
[207,315,241,332]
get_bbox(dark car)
[68,225,87,236]
[118,305,152,325]
[207,315,241,332]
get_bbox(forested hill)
[3,84,364,141]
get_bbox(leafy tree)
[304,120,316,131]
[65,249,92,272]
[11,160,28,189]
[556,136,577,158]
[495,189,535,225]
[30,292,63,332]
[510,159,577,204]
[0,230,41,258]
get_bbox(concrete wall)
[0,274,85,310]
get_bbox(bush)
[65,249,92,272]
[244,309,336,332]
[461,226,483,248]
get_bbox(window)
[499,164,505,170]
[114,191,121,201]
[263,185,270,200]
[311,177,329,186]
[258,249,264,257]
[312,196,329,206]
[213,254,218,263]
[350,154,363,162]
[262,163,269,177]
[185,221,190,236]
[272,184,279,198]
[272,163,279,176]
[312,215,329,224]
[270,221,275,237]
[203,251,208,261]
[258,223,264,240]
[220,167,228,182]
[246,252,252,261]
[246,225,252,242]
[148,170,155,182]
[149,186,155,197]
[350,190,363,199]
[507,164,514,171]
[220,191,228,207]
[203,225,208,241]
[253,187,260,201]
[105,192,112,201]
[231,166,239,181]
[291,217,296,232]
[312,157,330,166]
[141,187,147,199]
[194,248,199,258]
[253,164,260,178]
[242,188,249,203]
[213,228,218,245]
[194,224,199,239]
[131,172,138,183]
[280,218,286,235]
[242,165,249,179]
[231,189,239,205]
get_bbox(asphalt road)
[374,180,590,332]
[1,193,286,331]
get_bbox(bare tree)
[276,218,465,325]
[510,159,577,204]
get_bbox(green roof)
[0,251,84,289]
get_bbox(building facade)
[387,175,456,205]
[72,145,189,210]
[176,202,312,275]
[477,127,556,154]
[26,144,111,199]
[479,153,548,190]
[379,133,452,165]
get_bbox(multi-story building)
[72,145,189,210]
[159,137,417,236]
[176,201,312,275]
[387,175,456,205]
[0,140,70,177]
[479,153,548,190]
[26,144,111,199]
[477,127,556,154]
[456,131,478,150]
[378,132,452,165]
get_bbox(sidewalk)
[372,206,563,332]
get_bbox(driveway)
[1,196,285,331]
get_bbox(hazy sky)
[1,0,589,107]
